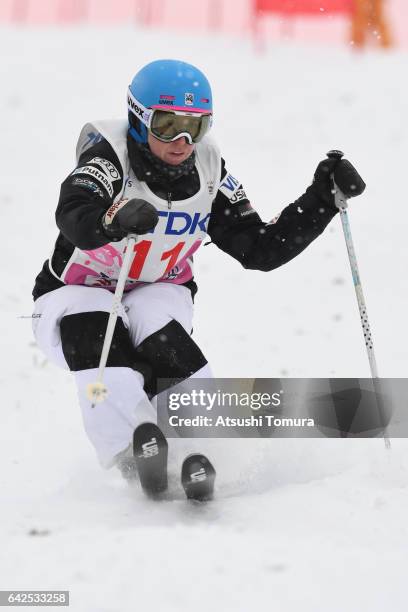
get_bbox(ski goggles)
[128,89,212,144]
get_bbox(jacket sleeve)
[55,139,124,250]
[207,159,338,272]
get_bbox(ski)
[181,454,216,502]
[133,423,168,497]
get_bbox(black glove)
[310,150,366,208]
[102,198,159,239]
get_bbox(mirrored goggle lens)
[150,111,212,143]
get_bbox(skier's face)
[147,132,194,166]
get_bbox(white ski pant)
[33,283,212,467]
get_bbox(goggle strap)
[127,89,153,129]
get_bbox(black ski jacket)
[32,137,337,300]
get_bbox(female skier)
[32,59,365,500]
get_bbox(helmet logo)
[159,94,175,106]
[185,93,194,106]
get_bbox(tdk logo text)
[150,211,211,235]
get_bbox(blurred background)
[1,4,408,611]
[0,0,407,48]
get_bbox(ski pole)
[86,233,137,406]
[328,150,390,448]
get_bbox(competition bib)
[58,121,221,290]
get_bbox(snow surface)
[1,25,408,612]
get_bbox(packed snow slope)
[1,25,408,612]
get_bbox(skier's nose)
[174,135,189,146]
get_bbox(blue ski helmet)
[127,59,213,144]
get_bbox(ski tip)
[181,454,216,502]
[133,423,168,497]
[133,422,168,451]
